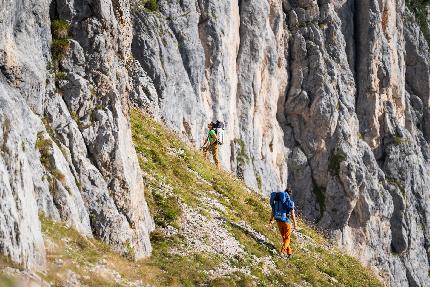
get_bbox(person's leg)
[284,223,293,255]
[277,221,292,255]
[212,144,220,168]
[276,221,287,253]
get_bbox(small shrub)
[152,192,182,228]
[256,174,262,191]
[125,240,136,260]
[90,87,97,98]
[143,0,158,12]
[51,39,70,62]
[54,71,66,81]
[234,139,249,166]
[150,229,166,243]
[1,117,11,152]
[51,169,66,183]
[36,133,53,168]
[392,134,408,145]
[70,111,81,125]
[51,19,70,39]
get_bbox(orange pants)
[203,144,219,168]
[277,221,293,255]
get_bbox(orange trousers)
[203,144,219,168]
[277,221,293,255]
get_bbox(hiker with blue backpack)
[268,188,297,258]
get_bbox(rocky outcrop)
[130,0,430,286]
[0,0,154,270]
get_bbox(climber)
[268,188,297,258]
[202,122,220,169]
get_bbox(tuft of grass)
[51,39,70,62]
[138,0,158,12]
[234,138,249,167]
[145,0,158,11]
[54,71,67,81]
[1,117,11,152]
[386,178,406,198]
[51,169,66,183]
[35,132,53,169]
[255,174,262,191]
[149,191,182,228]
[392,133,408,146]
[51,19,70,40]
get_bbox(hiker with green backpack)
[268,188,297,258]
[201,121,225,169]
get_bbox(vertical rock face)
[0,0,154,269]
[0,0,430,285]
[130,0,430,285]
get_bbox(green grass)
[130,109,384,286]
[0,274,15,287]
[51,19,70,40]
[54,71,67,81]
[137,0,158,12]
[1,109,384,286]
[51,39,69,62]
[35,132,53,169]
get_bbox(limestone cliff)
[130,0,430,286]
[0,0,154,270]
[0,0,429,286]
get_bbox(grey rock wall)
[0,0,154,269]
[1,0,430,286]
[130,0,430,286]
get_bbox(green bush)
[54,71,66,81]
[35,133,53,169]
[143,0,158,12]
[51,39,70,62]
[51,19,70,39]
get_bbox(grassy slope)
[0,109,383,287]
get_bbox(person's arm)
[291,209,297,230]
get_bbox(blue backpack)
[270,192,294,222]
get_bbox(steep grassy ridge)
[0,109,383,287]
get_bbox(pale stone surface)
[0,0,153,269]
[1,0,430,286]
